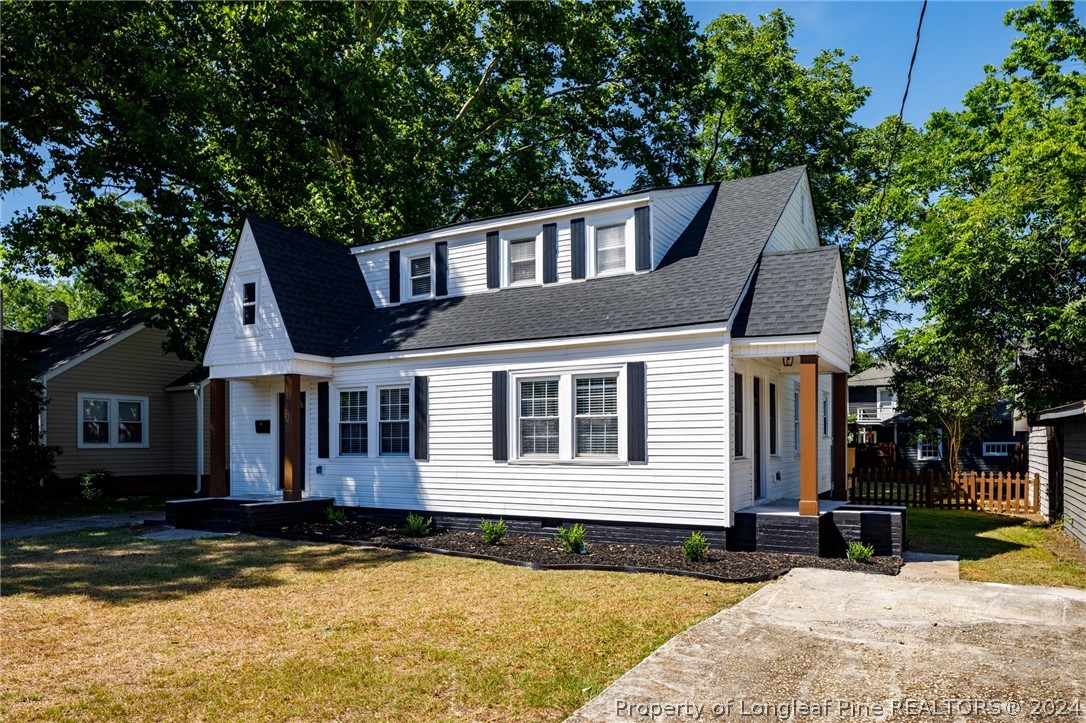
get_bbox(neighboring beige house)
[13,304,225,496]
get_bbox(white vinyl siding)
[252,333,729,527]
[649,186,715,268]
[763,179,818,253]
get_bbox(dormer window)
[241,282,257,325]
[409,254,432,298]
[509,238,536,283]
[595,223,626,275]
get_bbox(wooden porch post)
[832,371,848,500]
[282,373,303,502]
[799,355,819,516]
[208,378,228,497]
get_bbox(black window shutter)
[543,223,558,284]
[492,370,508,461]
[627,361,647,462]
[486,232,500,289]
[435,241,448,297]
[317,381,329,459]
[414,376,429,461]
[570,218,586,279]
[634,206,651,271]
[389,250,401,303]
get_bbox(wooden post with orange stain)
[798,355,819,517]
[209,378,228,498]
[282,373,303,502]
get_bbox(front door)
[278,392,306,491]
[753,378,765,499]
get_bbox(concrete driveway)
[570,568,1086,722]
[2,510,165,539]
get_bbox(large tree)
[895,1,1086,411]
[2,1,701,356]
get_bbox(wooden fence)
[848,468,1040,514]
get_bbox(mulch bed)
[279,519,902,583]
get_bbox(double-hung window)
[519,379,559,457]
[917,430,943,461]
[79,394,148,448]
[339,390,368,455]
[241,281,257,326]
[509,238,536,283]
[409,255,432,298]
[575,376,618,457]
[380,387,411,455]
[595,223,626,274]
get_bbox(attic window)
[595,223,626,274]
[409,255,432,298]
[509,238,536,283]
[241,282,257,325]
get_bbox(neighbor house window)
[769,383,778,455]
[339,390,368,455]
[983,441,1013,457]
[595,223,626,274]
[793,386,800,454]
[917,431,943,461]
[519,379,560,457]
[575,376,618,457]
[379,387,410,455]
[409,255,432,298]
[78,394,148,448]
[734,373,744,457]
[509,238,536,283]
[241,281,257,326]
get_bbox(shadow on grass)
[1,527,413,604]
[907,508,1040,561]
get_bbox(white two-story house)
[196,166,855,549]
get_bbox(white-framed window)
[338,390,368,456]
[77,393,149,448]
[734,373,744,457]
[594,223,626,275]
[793,385,800,455]
[519,378,560,457]
[407,253,433,299]
[508,237,537,284]
[575,375,618,457]
[983,441,1014,457]
[236,273,260,335]
[822,393,829,437]
[379,386,411,456]
[917,430,943,461]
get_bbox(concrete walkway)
[569,568,1086,722]
[900,551,961,582]
[2,510,165,539]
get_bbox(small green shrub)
[682,531,710,562]
[478,517,508,545]
[404,512,433,537]
[846,540,875,563]
[79,469,113,502]
[555,523,587,554]
[325,506,348,524]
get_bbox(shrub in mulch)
[280,519,902,583]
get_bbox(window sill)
[506,458,629,467]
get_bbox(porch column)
[799,355,820,516]
[282,373,303,502]
[832,372,848,500]
[208,378,228,497]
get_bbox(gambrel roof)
[233,166,844,359]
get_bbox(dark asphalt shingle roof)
[730,246,842,338]
[244,166,833,358]
[165,365,210,390]
[21,310,146,377]
[848,362,894,387]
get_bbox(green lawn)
[1,528,758,721]
[1,494,174,522]
[908,508,1086,589]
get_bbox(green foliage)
[846,540,874,564]
[0,332,59,508]
[2,1,702,357]
[555,523,588,554]
[0,276,107,331]
[681,531,710,562]
[79,469,114,502]
[403,512,432,538]
[477,517,508,545]
[325,506,348,524]
[894,1,1086,411]
[888,326,1002,474]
